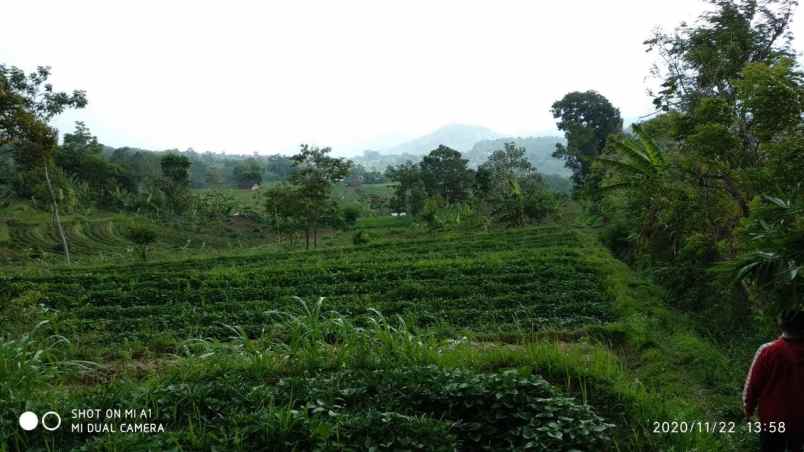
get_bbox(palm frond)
[599,181,636,192]
[612,139,656,175]
[632,123,666,166]
[597,157,647,176]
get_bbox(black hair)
[780,309,804,336]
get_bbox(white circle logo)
[41,411,62,431]
[19,411,38,431]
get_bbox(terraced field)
[2,226,611,349]
[1,224,741,451]
[0,218,273,264]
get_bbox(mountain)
[382,124,502,156]
[350,125,570,178]
[464,136,570,177]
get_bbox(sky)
[2,0,803,156]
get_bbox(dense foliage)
[547,0,804,324]
[386,143,563,228]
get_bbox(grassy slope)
[194,183,396,211]
[1,222,753,450]
[0,183,396,266]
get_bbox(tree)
[551,91,622,195]
[597,123,667,191]
[596,123,670,248]
[643,0,803,218]
[264,183,306,246]
[342,205,361,228]
[419,145,474,203]
[194,190,237,222]
[1,65,87,265]
[645,0,797,112]
[126,223,158,261]
[475,141,557,227]
[160,154,192,214]
[56,122,130,204]
[288,144,352,249]
[160,154,191,185]
[233,158,263,188]
[264,155,296,181]
[594,0,804,320]
[722,195,803,317]
[1,65,87,160]
[386,161,425,215]
[477,142,538,197]
[206,167,225,188]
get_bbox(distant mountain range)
[383,124,502,155]
[464,136,570,177]
[354,124,570,177]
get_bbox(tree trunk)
[44,164,70,265]
[314,228,318,248]
[720,174,750,218]
[305,228,310,250]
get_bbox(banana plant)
[597,123,667,192]
[595,123,669,248]
[726,195,803,313]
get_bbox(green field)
[0,222,749,451]
[193,183,397,212]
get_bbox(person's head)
[779,309,804,338]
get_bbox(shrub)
[125,223,158,260]
[276,365,614,451]
[342,205,361,228]
[352,230,370,245]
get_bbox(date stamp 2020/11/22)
[652,421,737,434]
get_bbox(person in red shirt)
[744,309,804,452]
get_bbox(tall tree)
[160,154,192,185]
[645,0,797,112]
[419,145,474,203]
[386,161,426,215]
[264,183,305,245]
[289,144,351,249]
[160,154,192,213]
[595,0,804,319]
[57,122,130,198]
[233,158,263,188]
[551,91,622,195]
[645,0,802,218]
[478,142,554,226]
[477,142,538,195]
[1,65,87,264]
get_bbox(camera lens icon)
[19,411,61,431]
[19,411,38,431]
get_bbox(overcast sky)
[2,1,803,156]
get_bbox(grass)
[0,184,398,267]
[0,218,757,451]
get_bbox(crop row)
[1,227,613,349]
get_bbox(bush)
[276,365,614,451]
[342,205,361,228]
[125,223,158,260]
[352,230,370,245]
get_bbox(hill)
[465,136,571,177]
[382,124,502,156]
[354,134,572,180]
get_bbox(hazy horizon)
[3,0,804,157]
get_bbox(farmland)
[4,0,804,449]
[0,201,277,266]
[0,221,748,451]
